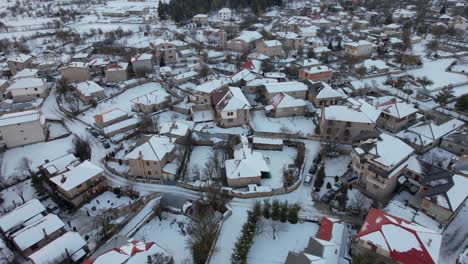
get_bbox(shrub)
[288,203,301,224]
[263,200,271,219]
[326,182,332,189]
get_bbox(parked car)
[313,156,321,164]
[309,164,318,174]
[304,174,312,185]
[320,191,334,203]
[332,181,343,191]
[89,130,99,138]
[102,140,110,149]
[97,135,106,142]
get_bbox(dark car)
[313,156,321,164]
[309,164,318,174]
[320,191,334,203]
[102,140,110,149]
[90,130,100,138]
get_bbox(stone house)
[7,54,33,76]
[124,135,176,180]
[306,81,344,107]
[265,92,307,118]
[5,78,48,102]
[73,81,106,104]
[104,62,129,83]
[131,89,171,113]
[0,110,46,148]
[344,40,373,57]
[440,132,467,155]
[212,86,251,127]
[263,81,308,101]
[299,65,333,82]
[59,62,90,82]
[226,31,263,53]
[131,53,153,77]
[49,160,106,207]
[255,40,285,57]
[351,134,414,201]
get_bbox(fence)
[205,204,233,264]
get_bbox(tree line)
[158,0,283,23]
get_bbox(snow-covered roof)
[29,231,87,264]
[321,105,376,124]
[41,153,79,175]
[225,136,269,179]
[0,199,46,233]
[103,117,139,135]
[96,108,128,124]
[131,90,171,106]
[397,119,464,147]
[75,81,104,97]
[303,65,331,74]
[357,208,441,264]
[91,240,172,264]
[193,77,232,94]
[12,68,38,79]
[446,174,468,211]
[264,81,308,94]
[0,110,43,127]
[263,40,282,47]
[345,40,372,47]
[234,31,263,43]
[8,54,32,63]
[11,214,65,251]
[252,137,283,145]
[50,161,103,191]
[214,87,251,112]
[316,83,343,99]
[6,77,44,90]
[367,133,414,168]
[125,135,175,161]
[246,78,277,87]
[363,59,389,70]
[268,92,306,109]
[231,69,256,83]
[158,121,193,137]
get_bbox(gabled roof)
[50,161,103,191]
[357,208,441,264]
[89,240,172,264]
[124,135,175,161]
[269,92,306,109]
[213,87,251,112]
[397,119,464,147]
[0,199,46,233]
[11,214,65,251]
[29,231,87,264]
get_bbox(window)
[227,112,234,116]
[20,130,23,132]
[147,170,151,175]
[146,161,150,166]
[34,88,38,91]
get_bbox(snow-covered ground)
[81,191,132,216]
[439,200,468,264]
[133,212,192,264]
[79,82,165,125]
[251,111,316,136]
[317,156,352,197]
[247,221,319,263]
[0,179,37,210]
[0,136,74,182]
[186,146,214,180]
[258,147,297,189]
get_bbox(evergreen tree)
[280,201,288,223]
[271,200,280,221]
[307,48,315,59]
[253,201,262,218]
[440,5,446,15]
[314,166,325,190]
[263,199,271,219]
[326,182,332,189]
[327,40,333,51]
[455,94,468,113]
[288,203,301,224]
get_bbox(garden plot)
[133,212,193,264]
[0,136,74,182]
[81,191,132,216]
[317,156,352,197]
[247,221,319,263]
[79,82,166,125]
[251,111,316,136]
[186,146,214,181]
[0,179,37,210]
[257,147,297,189]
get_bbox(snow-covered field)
[0,179,37,210]
[186,146,214,180]
[79,82,165,125]
[133,212,192,264]
[258,147,297,189]
[247,221,319,263]
[251,111,316,136]
[0,136,74,182]
[81,191,132,216]
[316,156,352,197]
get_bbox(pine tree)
[280,201,288,223]
[263,200,271,219]
[326,182,332,189]
[271,200,280,221]
[314,166,325,190]
[440,5,446,15]
[253,201,262,218]
[327,40,333,51]
[288,203,301,224]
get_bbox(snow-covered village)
[0,0,467,263]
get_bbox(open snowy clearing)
[251,111,316,136]
[79,82,165,125]
[133,212,192,264]
[0,136,74,182]
[81,191,132,216]
[258,147,297,189]
[247,220,319,263]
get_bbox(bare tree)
[73,136,92,161]
[202,159,216,181]
[190,164,201,182]
[269,219,287,240]
[95,210,113,240]
[16,157,34,177]
[255,218,266,236]
[65,93,81,115]
[15,184,26,203]
[348,191,370,216]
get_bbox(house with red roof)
[352,208,442,264]
[84,239,173,264]
[285,217,347,264]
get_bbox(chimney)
[42,228,48,238]
[61,175,66,183]
[427,239,432,247]
[138,151,143,160]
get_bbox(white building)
[218,7,232,20]
[6,78,47,102]
[344,40,374,57]
[0,110,46,148]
